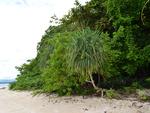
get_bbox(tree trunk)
[89,73,99,90]
[89,72,104,97]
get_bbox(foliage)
[41,32,83,95]
[136,89,150,101]
[10,0,150,96]
[10,59,43,90]
[123,82,142,94]
[105,89,119,99]
[67,28,109,89]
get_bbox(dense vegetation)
[10,0,150,97]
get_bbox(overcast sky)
[0,0,89,79]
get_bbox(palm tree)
[67,28,107,92]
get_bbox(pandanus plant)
[67,28,108,94]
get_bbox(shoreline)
[0,84,9,89]
[0,89,150,113]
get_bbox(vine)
[141,0,150,25]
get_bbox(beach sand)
[0,89,150,113]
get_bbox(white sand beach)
[0,88,150,113]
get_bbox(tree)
[67,28,108,91]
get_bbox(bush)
[41,32,85,95]
[136,89,150,101]
[105,89,119,99]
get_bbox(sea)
[0,79,15,88]
[0,83,9,88]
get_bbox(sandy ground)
[0,89,150,113]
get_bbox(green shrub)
[123,82,142,94]
[105,89,118,99]
[136,89,150,101]
[9,82,16,90]
[41,32,85,96]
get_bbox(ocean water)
[0,79,15,88]
[0,83,9,88]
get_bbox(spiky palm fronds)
[68,28,107,89]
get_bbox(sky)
[0,0,89,79]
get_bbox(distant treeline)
[10,0,150,96]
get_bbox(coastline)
[0,84,9,89]
[0,89,150,113]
